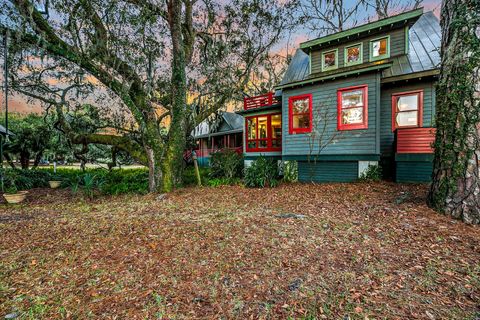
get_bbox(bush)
[182,166,211,187]
[209,149,244,180]
[0,167,149,196]
[244,156,280,188]
[0,169,48,191]
[42,168,149,195]
[282,161,298,182]
[359,164,382,182]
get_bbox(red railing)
[193,146,243,158]
[244,92,279,110]
[396,127,436,154]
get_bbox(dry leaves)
[0,182,479,319]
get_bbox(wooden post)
[192,151,201,187]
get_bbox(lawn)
[1,183,479,319]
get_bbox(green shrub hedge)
[0,168,149,195]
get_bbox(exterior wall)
[395,154,434,183]
[380,80,436,156]
[298,161,359,182]
[281,73,380,157]
[310,27,406,74]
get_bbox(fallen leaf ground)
[1,183,480,319]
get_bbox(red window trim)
[245,113,282,152]
[288,94,313,134]
[391,90,424,131]
[337,85,368,131]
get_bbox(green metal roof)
[300,8,424,52]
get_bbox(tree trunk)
[20,151,30,170]
[162,0,188,192]
[427,0,480,223]
[32,151,43,169]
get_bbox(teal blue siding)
[396,161,433,183]
[197,157,210,167]
[298,161,358,182]
[282,73,380,157]
[380,81,436,156]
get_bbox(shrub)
[100,169,149,195]
[0,169,42,191]
[282,161,298,183]
[41,168,149,195]
[182,166,211,187]
[209,149,244,180]
[244,156,279,188]
[1,167,149,195]
[359,164,382,182]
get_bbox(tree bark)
[428,0,480,223]
[162,0,188,192]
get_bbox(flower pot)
[3,192,28,204]
[49,181,62,189]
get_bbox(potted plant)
[48,175,62,189]
[3,185,28,204]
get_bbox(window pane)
[258,117,268,139]
[397,94,418,111]
[248,141,257,149]
[247,118,256,139]
[271,114,282,139]
[341,90,364,109]
[342,107,364,125]
[292,98,309,114]
[259,140,268,148]
[346,46,361,64]
[293,114,310,129]
[396,111,418,127]
[323,51,336,68]
[272,139,281,148]
[372,38,387,57]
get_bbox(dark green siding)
[310,28,406,74]
[282,73,379,157]
[380,81,436,156]
[396,161,433,183]
[298,161,358,182]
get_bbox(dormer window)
[370,36,390,61]
[344,43,363,66]
[322,49,338,71]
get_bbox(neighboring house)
[237,8,440,183]
[192,112,243,166]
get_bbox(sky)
[0,0,442,115]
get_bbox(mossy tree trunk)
[428,0,480,223]
[161,0,188,192]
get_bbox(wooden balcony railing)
[396,127,436,154]
[193,146,243,158]
[244,92,279,110]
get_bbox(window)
[392,90,423,130]
[246,113,282,152]
[344,43,363,66]
[322,49,338,71]
[289,94,312,134]
[337,85,368,130]
[370,36,390,61]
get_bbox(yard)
[1,183,479,319]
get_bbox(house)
[237,8,440,183]
[192,112,243,166]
